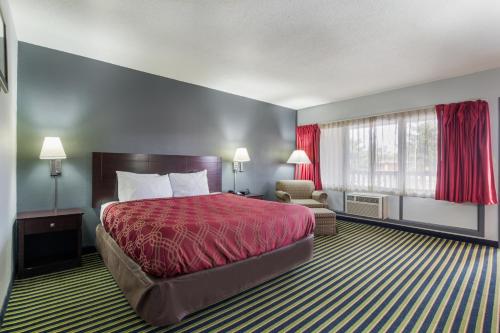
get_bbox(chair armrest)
[312,190,328,203]
[275,190,291,203]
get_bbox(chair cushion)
[276,180,315,199]
[291,199,327,208]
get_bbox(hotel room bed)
[92,152,315,326]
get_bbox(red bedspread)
[102,193,315,278]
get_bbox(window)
[320,108,437,197]
[404,109,437,196]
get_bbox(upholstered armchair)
[275,180,328,208]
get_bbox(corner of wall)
[0,0,18,322]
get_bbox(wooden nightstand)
[243,193,264,200]
[228,192,264,200]
[17,208,83,278]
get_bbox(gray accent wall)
[17,42,297,246]
[298,68,500,241]
[0,0,17,317]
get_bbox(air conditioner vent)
[356,197,380,204]
[346,193,389,219]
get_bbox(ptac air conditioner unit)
[346,193,389,219]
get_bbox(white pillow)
[116,171,173,202]
[169,170,210,197]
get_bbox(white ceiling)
[11,0,500,110]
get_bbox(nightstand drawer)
[23,216,79,235]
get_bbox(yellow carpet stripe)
[8,236,332,330]
[11,266,111,293]
[12,259,104,285]
[101,317,146,333]
[30,301,134,333]
[11,268,114,294]
[383,240,463,332]
[337,238,455,332]
[351,238,451,331]
[4,284,123,318]
[148,225,394,332]
[7,274,117,307]
[5,289,125,323]
[2,223,364,332]
[342,238,452,331]
[2,291,127,328]
[72,312,143,333]
[56,306,138,332]
[474,247,493,333]
[458,246,486,332]
[8,273,116,304]
[206,232,423,332]
[491,249,500,332]
[290,236,441,332]
[355,238,452,332]
[442,245,480,332]
[403,241,471,333]
[425,243,474,331]
[0,221,497,333]
[11,265,111,293]
[173,226,410,332]
[165,224,395,331]
[254,232,430,329]
[2,296,129,332]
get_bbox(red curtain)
[295,124,322,190]
[435,100,497,205]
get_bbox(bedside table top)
[17,208,84,220]
[244,193,264,198]
[242,193,264,199]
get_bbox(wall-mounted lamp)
[40,137,66,211]
[233,147,250,191]
[287,149,311,178]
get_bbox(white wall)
[299,68,500,241]
[0,0,17,314]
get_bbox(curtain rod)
[315,98,485,126]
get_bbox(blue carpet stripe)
[0,220,498,333]
[239,233,427,333]
[281,236,440,332]
[381,240,461,332]
[171,224,415,332]
[484,249,498,332]
[329,238,454,332]
[165,223,397,332]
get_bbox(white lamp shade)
[40,137,67,160]
[233,147,250,162]
[287,150,311,164]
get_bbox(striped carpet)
[1,221,499,333]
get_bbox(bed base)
[96,225,314,326]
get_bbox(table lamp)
[287,149,311,178]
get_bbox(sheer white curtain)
[320,107,437,197]
[403,108,437,197]
[320,121,346,190]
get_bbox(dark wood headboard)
[92,152,222,208]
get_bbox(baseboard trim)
[337,213,499,248]
[0,271,14,327]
